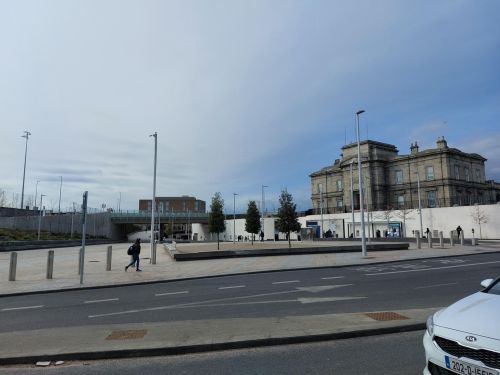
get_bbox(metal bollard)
[415,230,421,249]
[106,245,112,271]
[46,250,54,279]
[428,233,433,248]
[152,241,157,265]
[439,231,444,248]
[9,252,17,281]
[78,247,83,275]
[460,232,464,246]
[450,231,454,247]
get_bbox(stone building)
[310,137,500,214]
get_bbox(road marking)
[84,298,119,304]
[296,284,352,293]
[365,261,500,276]
[218,285,246,290]
[89,284,346,319]
[414,282,458,290]
[1,305,44,312]
[298,296,366,304]
[321,276,345,280]
[272,280,300,284]
[155,291,189,297]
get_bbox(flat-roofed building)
[139,196,206,213]
[310,137,500,214]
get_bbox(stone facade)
[310,137,500,214]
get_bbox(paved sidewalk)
[1,241,499,365]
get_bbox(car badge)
[465,336,477,342]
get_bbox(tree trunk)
[217,232,220,250]
[251,234,254,245]
[288,231,291,248]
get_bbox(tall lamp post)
[415,170,423,237]
[261,185,268,238]
[58,176,63,213]
[350,159,355,238]
[356,110,367,256]
[20,131,31,209]
[149,132,158,261]
[34,180,40,210]
[37,194,46,240]
[319,184,324,238]
[233,193,238,243]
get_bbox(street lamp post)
[356,110,367,257]
[261,185,268,239]
[34,180,40,211]
[149,132,158,262]
[233,193,238,243]
[415,170,424,237]
[20,131,31,209]
[37,194,46,240]
[350,159,355,238]
[58,176,62,213]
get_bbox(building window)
[464,167,470,182]
[195,201,199,211]
[317,183,323,194]
[427,191,436,208]
[426,166,434,181]
[336,179,343,191]
[147,201,152,211]
[397,194,405,208]
[165,201,170,211]
[395,170,403,184]
[159,202,164,213]
[337,199,343,208]
[475,169,481,183]
[454,165,460,180]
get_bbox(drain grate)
[365,312,409,321]
[106,330,148,340]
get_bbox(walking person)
[456,225,462,239]
[125,238,142,272]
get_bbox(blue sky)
[1,0,499,212]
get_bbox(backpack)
[127,245,134,255]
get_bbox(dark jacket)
[130,243,141,255]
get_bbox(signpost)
[79,191,88,284]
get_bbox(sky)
[1,0,499,213]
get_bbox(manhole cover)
[365,312,409,321]
[106,330,148,340]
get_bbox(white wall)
[298,204,500,239]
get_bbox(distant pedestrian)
[260,231,264,242]
[456,225,462,238]
[125,238,142,272]
[425,228,430,238]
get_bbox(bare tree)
[470,205,488,239]
[394,208,415,238]
[0,188,7,207]
[374,206,394,237]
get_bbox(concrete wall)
[299,203,500,239]
[0,212,113,238]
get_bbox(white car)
[423,277,500,375]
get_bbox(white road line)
[414,282,458,290]
[1,305,44,312]
[321,276,345,280]
[272,280,300,284]
[365,261,500,276]
[84,298,119,304]
[155,291,189,297]
[218,285,246,290]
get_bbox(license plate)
[445,355,498,375]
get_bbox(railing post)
[9,252,17,281]
[439,231,444,248]
[46,250,54,279]
[428,233,433,248]
[460,231,464,246]
[106,245,112,271]
[450,231,454,247]
[415,230,421,249]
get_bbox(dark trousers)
[127,254,140,270]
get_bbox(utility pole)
[58,176,62,213]
[356,110,367,257]
[20,131,31,209]
[233,193,238,243]
[149,132,158,262]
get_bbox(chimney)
[437,136,448,149]
[410,141,419,155]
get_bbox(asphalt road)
[0,252,499,333]
[0,330,426,374]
